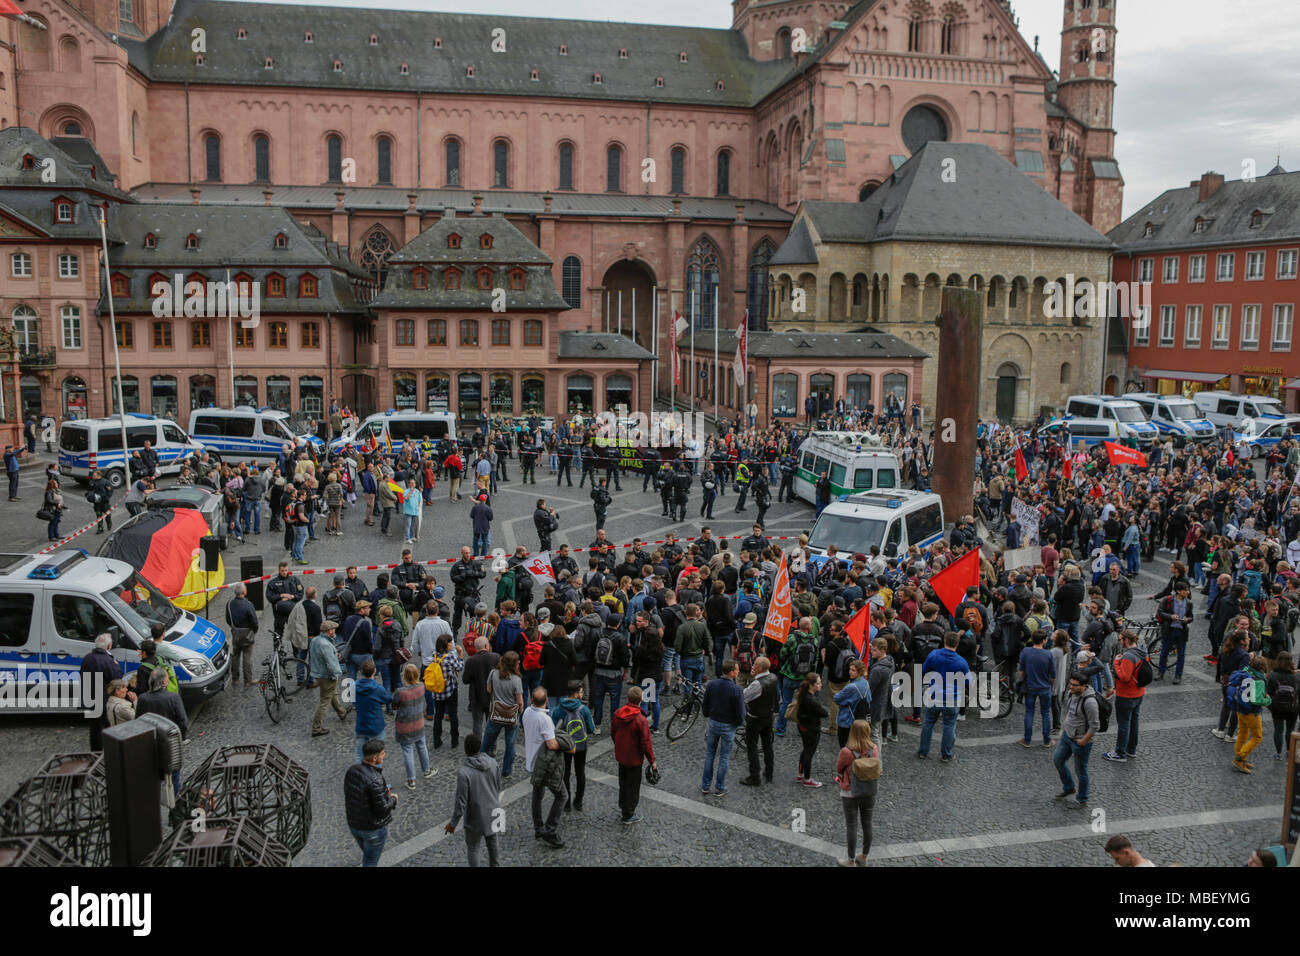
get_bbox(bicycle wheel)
[263,660,285,724]
[996,678,1014,719]
[666,698,698,741]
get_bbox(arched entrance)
[995,362,1019,423]
[600,258,657,348]
[62,376,88,419]
[1104,374,1119,396]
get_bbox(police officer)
[591,478,612,531]
[752,471,772,530]
[604,443,622,492]
[656,460,675,517]
[700,463,719,519]
[578,441,599,488]
[733,460,752,513]
[672,462,692,522]
[449,545,486,635]
[520,435,539,484]
[777,451,797,503]
[556,440,574,486]
[640,447,660,492]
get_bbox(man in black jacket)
[266,562,304,638]
[390,549,427,614]
[1053,566,1087,649]
[450,546,486,635]
[88,469,113,534]
[591,479,612,532]
[739,656,778,786]
[80,634,121,750]
[344,738,397,867]
[534,499,559,551]
[136,666,189,794]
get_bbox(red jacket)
[611,704,655,767]
[1112,647,1147,699]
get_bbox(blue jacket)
[353,677,391,737]
[921,647,971,707]
[471,502,493,535]
[360,470,377,494]
[832,676,871,728]
[702,677,746,726]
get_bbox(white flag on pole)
[733,313,748,387]
[522,551,557,587]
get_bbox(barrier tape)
[175,530,806,599]
[38,503,123,555]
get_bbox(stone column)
[931,286,982,524]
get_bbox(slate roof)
[0,129,131,242]
[776,143,1114,253]
[677,329,928,360]
[119,0,794,107]
[389,212,551,265]
[557,331,653,360]
[769,219,817,265]
[1109,168,1300,253]
[129,183,793,223]
[0,128,128,198]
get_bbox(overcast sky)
[232,0,1298,222]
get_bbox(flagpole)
[690,288,696,409]
[650,286,657,408]
[631,286,636,347]
[618,289,623,338]
[97,205,129,459]
[712,284,719,420]
[226,267,235,406]
[670,295,676,414]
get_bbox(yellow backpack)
[423,654,447,694]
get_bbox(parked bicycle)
[665,678,745,744]
[260,630,295,723]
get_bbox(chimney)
[472,194,484,216]
[262,189,273,206]
[190,187,201,205]
[1198,172,1225,202]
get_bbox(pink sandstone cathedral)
[0,0,1121,427]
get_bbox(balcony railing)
[18,347,56,369]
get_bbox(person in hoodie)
[550,681,595,811]
[445,734,503,867]
[611,685,657,824]
[353,658,392,765]
[866,637,896,739]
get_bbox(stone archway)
[600,258,657,349]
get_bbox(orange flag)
[843,603,871,658]
[928,548,980,616]
[762,554,793,645]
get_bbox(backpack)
[139,659,179,695]
[493,617,522,656]
[1271,677,1298,715]
[793,638,818,676]
[322,589,346,622]
[522,632,544,671]
[376,619,401,656]
[423,655,447,694]
[1088,691,1112,734]
[733,628,756,674]
[594,629,617,668]
[831,642,856,684]
[558,708,589,746]
[1131,649,1154,688]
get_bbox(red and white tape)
[39,504,122,555]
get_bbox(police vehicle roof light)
[27,549,88,580]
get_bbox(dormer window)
[369,34,379,46]
[655,75,664,88]
[1143,223,1154,238]
[143,232,157,249]
[509,268,525,291]
[559,44,567,55]
[304,30,313,42]
[400,62,410,75]
[412,267,429,290]
[433,37,442,49]
[530,69,538,81]
[593,72,602,84]
[679,51,688,62]
[466,65,475,77]
[447,233,461,249]
[1193,218,1208,234]
[298,274,318,297]
[480,233,494,249]
[20,154,35,170]
[236,28,246,39]
[715,79,725,90]
[185,233,200,250]
[476,267,493,290]
[273,232,288,249]
[619,48,628,59]
[111,274,129,297]
[1250,211,1264,228]
[54,199,74,223]
[265,57,274,69]
[333,59,343,72]
[195,54,205,66]
[444,267,461,291]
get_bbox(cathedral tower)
[1056,0,1122,231]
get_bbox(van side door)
[0,591,41,691]
[45,590,127,683]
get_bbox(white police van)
[1194,391,1288,431]
[793,432,901,503]
[58,414,208,489]
[807,490,944,566]
[1038,416,1124,451]
[0,549,228,713]
[329,410,458,454]
[1126,393,1215,445]
[189,406,322,465]
[1065,395,1158,446]
[1234,415,1300,458]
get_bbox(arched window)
[149,374,177,418]
[112,375,140,414]
[771,373,798,417]
[360,229,394,289]
[254,134,270,182]
[203,133,221,182]
[908,14,922,52]
[558,142,574,190]
[670,147,686,194]
[716,150,731,196]
[747,239,775,330]
[326,134,342,183]
[299,376,323,417]
[561,256,581,309]
[131,112,140,156]
[777,27,792,58]
[58,35,80,73]
[882,372,908,409]
[377,136,393,185]
[11,306,38,351]
[846,374,872,410]
[458,373,482,415]
[941,17,954,54]
[686,238,721,329]
[63,376,88,419]
[426,374,450,411]
[606,144,622,192]
[493,140,509,188]
[446,138,461,186]
[266,375,290,410]
[394,373,417,410]
[1060,362,1072,384]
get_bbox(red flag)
[1014,445,1028,482]
[761,555,793,646]
[1062,456,1072,481]
[1089,482,1105,499]
[928,548,980,616]
[0,0,24,17]
[1103,441,1147,468]
[843,603,871,658]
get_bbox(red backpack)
[522,631,544,671]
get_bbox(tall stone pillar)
[931,286,982,524]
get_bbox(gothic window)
[377,136,393,185]
[558,143,574,190]
[203,134,221,181]
[941,17,954,54]
[606,144,622,192]
[908,16,922,52]
[360,229,394,289]
[716,150,731,196]
[446,138,461,186]
[685,238,721,329]
[493,141,509,187]
[327,134,342,182]
[254,134,270,181]
[561,256,581,309]
[670,147,686,194]
[747,239,775,330]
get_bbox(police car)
[1233,415,1300,458]
[329,410,458,455]
[0,549,228,713]
[807,490,944,566]
[1066,395,1159,446]
[188,406,322,465]
[1126,393,1215,445]
[58,414,208,488]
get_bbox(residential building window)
[119,0,134,24]
[204,134,221,181]
[447,233,461,249]
[476,267,493,291]
[446,139,461,186]
[428,319,447,345]
[152,320,173,348]
[480,233,493,249]
[58,254,79,279]
[1137,258,1153,283]
[143,233,156,249]
[670,147,685,194]
[444,268,461,291]
[268,321,288,348]
[235,326,255,348]
[1278,249,1298,280]
[10,252,31,277]
[55,200,74,223]
[115,320,133,349]
[1211,305,1231,347]
[1158,305,1175,346]
[11,307,37,351]
[1162,256,1178,283]
[185,234,199,250]
[298,274,317,297]
[460,319,478,346]
[1216,253,1234,281]
[1188,254,1206,282]
[716,150,731,196]
[1273,304,1294,350]
[508,269,525,291]
[413,268,429,290]
[273,232,288,249]
[491,318,510,345]
[302,322,320,348]
[1193,218,1208,234]
[266,274,285,297]
[493,140,509,188]
[561,256,581,309]
[523,319,543,346]
[395,318,415,346]
[60,306,81,349]
[559,143,574,190]
[1241,304,1260,348]
[191,321,211,348]
[1184,305,1202,347]
[113,275,131,299]
[1246,251,1265,280]
[606,144,622,192]
[1133,306,1150,346]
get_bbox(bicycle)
[1123,616,1163,654]
[664,678,746,745]
[260,631,296,724]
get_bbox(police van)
[1125,393,1215,445]
[1193,391,1288,431]
[58,415,208,489]
[188,406,322,465]
[329,410,458,455]
[793,432,901,504]
[1038,417,1125,451]
[807,490,944,565]
[1234,415,1300,458]
[0,549,228,713]
[1064,395,1158,446]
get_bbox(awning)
[1286,378,1300,390]
[1140,369,1225,383]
